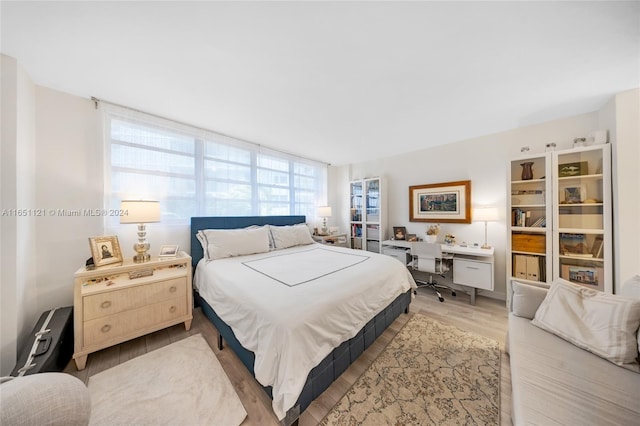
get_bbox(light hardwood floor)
[65,290,512,425]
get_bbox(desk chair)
[410,242,456,302]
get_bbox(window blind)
[103,104,327,227]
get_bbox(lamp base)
[133,234,151,263]
[133,253,151,263]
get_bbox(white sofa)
[507,278,640,425]
[0,373,91,426]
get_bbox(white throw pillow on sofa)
[532,279,640,372]
[511,280,548,319]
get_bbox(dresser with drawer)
[72,252,192,370]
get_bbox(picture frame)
[89,235,123,267]
[561,264,604,292]
[393,226,407,240]
[558,161,588,177]
[563,185,586,204]
[406,233,418,242]
[409,180,471,223]
[159,244,179,257]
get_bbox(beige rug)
[88,334,247,426]
[321,315,500,425]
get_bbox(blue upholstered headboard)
[190,215,306,270]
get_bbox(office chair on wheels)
[410,242,456,302]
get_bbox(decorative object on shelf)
[88,235,123,267]
[444,234,456,245]
[520,162,534,180]
[520,147,530,152]
[587,130,608,145]
[425,224,440,243]
[409,180,471,223]
[563,185,586,204]
[545,143,556,152]
[573,137,587,148]
[159,244,179,258]
[406,234,418,242]
[558,161,588,177]
[317,206,332,236]
[393,226,407,240]
[120,200,161,263]
[473,206,499,249]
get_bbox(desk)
[381,240,494,305]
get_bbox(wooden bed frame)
[190,215,411,425]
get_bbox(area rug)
[88,333,247,426]
[321,315,500,425]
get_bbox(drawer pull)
[169,286,177,293]
[101,324,112,333]
[466,266,480,270]
[170,306,177,313]
[101,301,112,309]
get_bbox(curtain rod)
[91,96,331,166]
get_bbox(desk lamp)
[120,200,160,263]
[317,206,332,235]
[474,206,499,249]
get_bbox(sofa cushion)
[511,280,548,319]
[0,373,91,426]
[532,279,640,372]
[509,314,640,425]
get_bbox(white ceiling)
[2,1,638,165]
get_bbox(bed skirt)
[194,289,412,422]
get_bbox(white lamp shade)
[318,206,332,217]
[474,206,499,222]
[120,200,161,224]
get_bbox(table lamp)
[120,200,161,263]
[473,206,499,249]
[317,206,332,235]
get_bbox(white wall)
[34,87,103,311]
[1,55,37,375]
[329,112,602,299]
[599,89,640,290]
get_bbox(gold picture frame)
[89,235,123,267]
[409,180,471,223]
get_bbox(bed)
[190,215,415,424]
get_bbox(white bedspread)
[194,244,416,420]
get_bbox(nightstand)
[72,252,192,370]
[312,233,349,248]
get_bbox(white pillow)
[245,225,275,250]
[197,226,270,260]
[511,280,548,319]
[269,224,314,249]
[532,278,640,372]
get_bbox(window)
[104,105,327,226]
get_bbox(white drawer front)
[453,259,493,291]
[84,277,187,321]
[84,297,187,347]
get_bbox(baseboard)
[477,290,506,301]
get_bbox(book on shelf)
[563,252,594,258]
[512,254,546,282]
[559,233,590,257]
[591,235,604,258]
[529,216,546,227]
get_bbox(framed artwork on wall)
[409,180,471,223]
